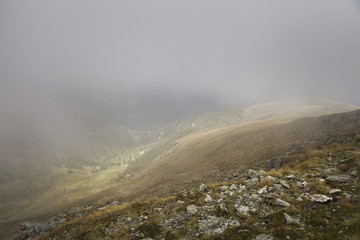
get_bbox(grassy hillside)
[102,109,360,203]
[0,98,358,238]
[17,133,360,240]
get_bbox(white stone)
[205,194,213,203]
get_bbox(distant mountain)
[157,97,358,140]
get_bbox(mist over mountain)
[1,0,360,148]
[1,0,360,239]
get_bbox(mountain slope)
[0,98,358,238]
[163,97,358,135]
[15,134,360,240]
[110,109,360,202]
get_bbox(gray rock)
[276,198,291,207]
[186,205,198,214]
[235,205,250,215]
[296,181,307,188]
[253,234,274,240]
[202,205,215,212]
[238,185,246,192]
[199,183,208,192]
[311,194,332,203]
[329,189,341,195]
[273,183,284,192]
[218,185,228,191]
[297,193,312,201]
[351,170,358,176]
[16,221,52,239]
[230,183,238,191]
[224,190,234,196]
[257,187,268,195]
[280,180,290,189]
[286,175,295,179]
[265,175,278,183]
[284,213,300,225]
[327,175,351,183]
[205,194,213,203]
[198,216,240,235]
[343,192,352,199]
[244,178,258,188]
[250,193,262,203]
[219,203,228,213]
[247,169,260,179]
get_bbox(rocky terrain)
[1,98,358,239]
[12,133,360,239]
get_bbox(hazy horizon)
[0,0,359,132]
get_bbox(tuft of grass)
[258,177,273,188]
[136,221,162,239]
[187,216,198,231]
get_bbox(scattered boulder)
[247,169,260,179]
[224,190,234,196]
[253,234,274,240]
[329,189,341,195]
[257,187,268,195]
[266,176,279,184]
[326,175,351,183]
[286,175,295,180]
[205,194,213,203]
[238,185,246,192]
[235,205,250,215]
[351,170,358,176]
[279,180,290,189]
[250,193,262,203]
[297,193,312,201]
[276,198,291,207]
[199,183,208,192]
[198,216,240,235]
[186,205,198,214]
[16,222,52,239]
[219,203,229,213]
[230,183,238,191]
[296,181,307,188]
[244,178,258,188]
[311,194,332,203]
[273,183,284,192]
[284,213,300,225]
[218,185,228,191]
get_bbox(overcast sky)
[0,0,359,123]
